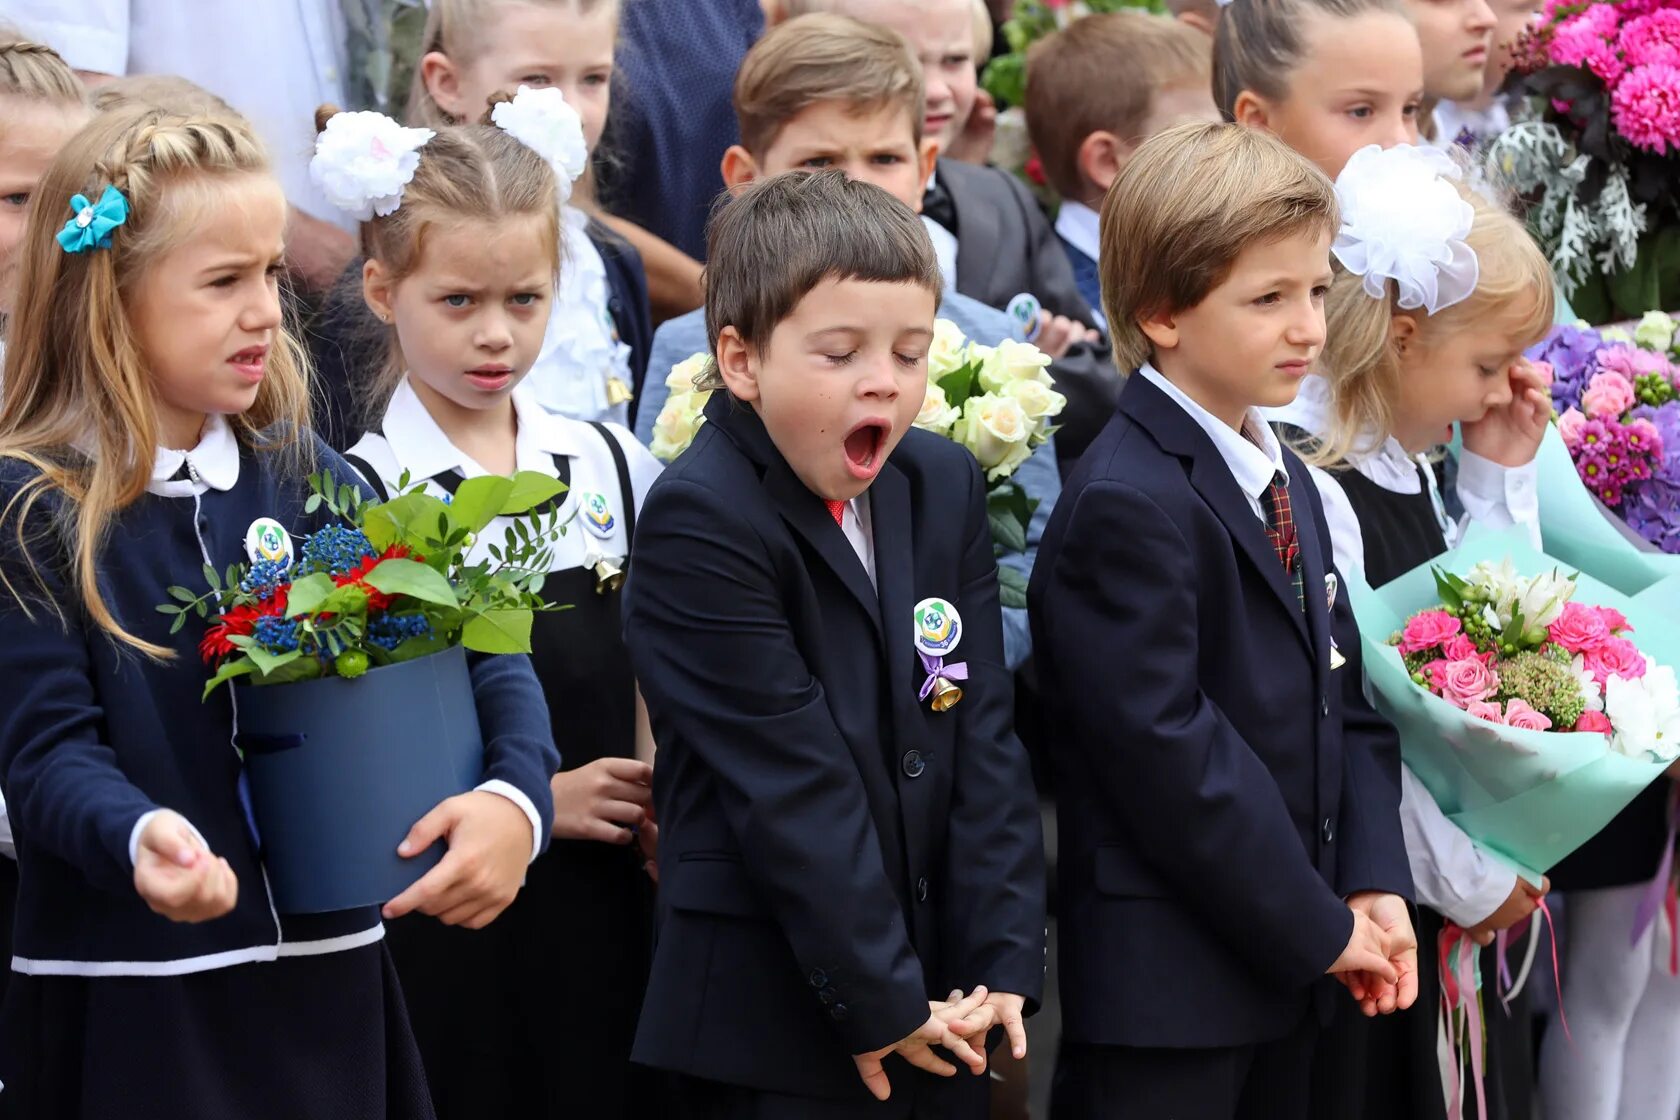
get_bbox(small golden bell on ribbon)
[593,556,625,594]
[929,676,963,712]
[605,376,634,407]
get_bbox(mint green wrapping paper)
[1349,524,1677,883]
[1534,426,1680,596]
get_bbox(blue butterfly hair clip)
[56,185,130,254]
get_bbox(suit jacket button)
[902,750,925,778]
[818,988,836,1006]
[1321,696,1330,717]
[916,877,929,902]
[809,969,828,988]
[1321,817,1335,844]
[831,1003,849,1021]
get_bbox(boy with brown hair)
[1024,10,1217,327]
[1029,122,1416,1118]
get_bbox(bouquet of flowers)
[1351,525,1680,881]
[1533,320,1680,551]
[156,468,568,913]
[649,319,1065,605]
[1489,0,1680,322]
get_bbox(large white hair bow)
[310,111,435,220]
[490,85,590,204]
[1332,144,1479,315]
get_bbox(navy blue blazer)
[1027,372,1411,1050]
[307,221,654,449]
[624,393,1046,1103]
[0,437,558,972]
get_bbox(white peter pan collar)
[379,377,584,484]
[146,413,241,497]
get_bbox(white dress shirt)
[1265,373,1530,925]
[921,171,960,295]
[9,0,353,229]
[832,493,877,589]
[1053,200,1106,330]
[1139,362,1287,522]
[525,208,636,427]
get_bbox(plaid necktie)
[1262,473,1305,612]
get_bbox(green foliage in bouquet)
[982,0,1164,108]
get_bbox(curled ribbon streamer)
[1498,914,1542,1014]
[1536,897,1570,1043]
[917,650,968,701]
[1438,925,1487,1120]
[1631,783,1680,955]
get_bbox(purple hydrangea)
[1624,478,1680,551]
[1634,403,1680,483]
[1533,325,1606,408]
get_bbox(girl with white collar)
[1272,143,1556,1120]
[315,91,662,1119]
[0,107,557,1119]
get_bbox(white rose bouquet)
[649,319,1063,606]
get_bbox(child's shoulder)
[889,425,984,493]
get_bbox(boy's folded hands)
[1330,892,1420,1017]
[851,985,1005,1101]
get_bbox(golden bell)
[606,376,634,407]
[593,557,626,594]
[929,676,963,712]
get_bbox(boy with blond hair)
[1024,11,1217,326]
[1029,122,1416,1118]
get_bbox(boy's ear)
[419,51,466,121]
[721,145,763,194]
[1230,90,1271,131]
[1077,130,1130,200]
[362,258,397,326]
[1390,312,1420,354]
[1177,10,1217,36]
[1138,305,1181,352]
[715,326,761,402]
[918,137,941,198]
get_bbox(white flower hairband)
[1332,144,1480,316]
[310,86,589,220]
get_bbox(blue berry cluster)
[297,525,375,577]
[252,615,301,653]
[367,613,433,651]
[239,559,292,597]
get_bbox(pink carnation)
[1559,406,1589,448]
[1597,605,1632,634]
[1612,63,1680,154]
[1504,698,1555,731]
[1421,660,1451,692]
[1597,344,1671,379]
[1573,710,1615,734]
[1552,9,1628,82]
[1585,636,1648,685]
[1467,700,1507,724]
[1583,370,1637,418]
[1400,609,1463,655]
[1620,9,1680,67]
[1442,634,1480,661]
[1549,600,1612,652]
[1441,657,1501,708]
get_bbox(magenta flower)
[1620,9,1680,67]
[1400,609,1463,655]
[1597,344,1671,380]
[1549,600,1612,652]
[1573,710,1615,734]
[1552,7,1628,82]
[1442,634,1480,661]
[1612,63,1680,153]
[1441,657,1501,708]
[1585,636,1648,685]
[1597,605,1632,634]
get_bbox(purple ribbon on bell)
[918,651,968,712]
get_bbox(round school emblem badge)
[912,597,963,658]
[244,517,294,567]
[581,492,617,539]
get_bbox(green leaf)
[255,656,323,686]
[305,494,322,514]
[500,471,567,515]
[245,645,304,677]
[201,658,256,700]
[284,573,339,618]
[363,492,454,552]
[169,613,188,635]
[462,608,534,654]
[363,557,459,607]
[448,475,517,533]
[988,503,1029,554]
[1432,568,1463,613]
[937,365,978,412]
[996,564,1029,610]
[385,630,450,664]
[203,563,222,592]
[168,585,200,603]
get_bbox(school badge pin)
[1326,573,1347,670]
[913,597,968,712]
[1005,292,1043,343]
[244,517,294,568]
[580,492,617,540]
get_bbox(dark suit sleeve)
[1000,171,1099,329]
[466,652,559,857]
[1034,479,1355,989]
[1045,339,1121,472]
[942,454,1048,1008]
[624,478,931,1054]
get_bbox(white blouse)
[524,208,636,428]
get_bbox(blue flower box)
[234,646,483,914]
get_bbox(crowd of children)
[0,1,1672,1118]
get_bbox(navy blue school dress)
[1292,446,1535,1120]
[346,379,665,1119]
[0,422,558,1120]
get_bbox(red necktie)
[1262,473,1305,611]
[825,499,847,527]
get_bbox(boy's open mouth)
[843,420,890,478]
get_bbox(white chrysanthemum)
[1332,144,1479,314]
[310,111,435,221]
[1569,654,1605,714]
[1605,658,1680,761]
[490,85,589,202]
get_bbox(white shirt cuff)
[1455,450,1540,545]
[1398,767,1518,926]
[475,780,542,864]
[0,788,13,860]
[127,809,209,868]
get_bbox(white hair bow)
[1332,144,1480,315]
[490,85,590,204]
[309,111,435,221]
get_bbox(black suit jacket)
[625,393,1046,1104]
[1028,373,1412,1050]
[936,159,1120,471]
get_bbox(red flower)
[199,585,291,665]
[332,544,416,613]
[1024,153,1047,187]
